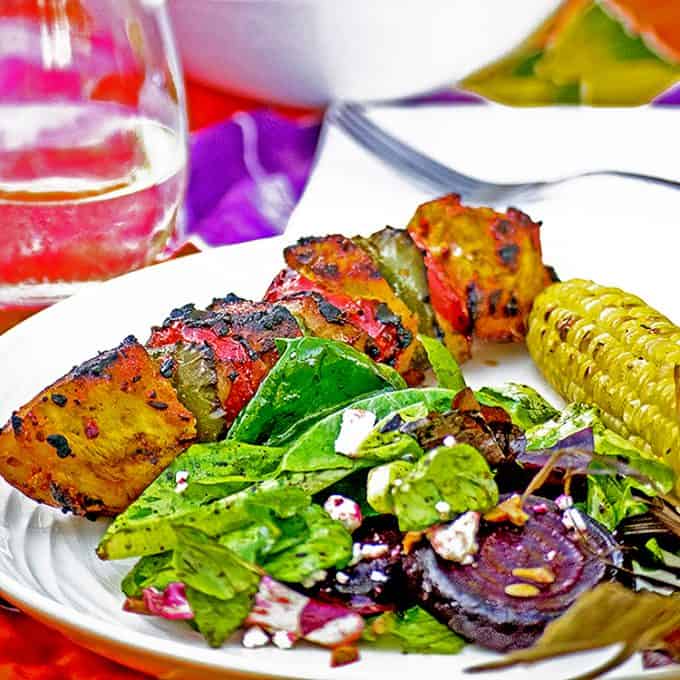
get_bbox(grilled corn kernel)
[527,279,680,481]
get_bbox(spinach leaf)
[526,403,675,531]
[216,502,352,584]
[281,387,457,473]
[383,444,498,531]
[172,527,260,601]
[475,383,559,429]
[228,337,405,446]
[260,505,352,583]
[111,439,285,530]
[419,335,466,393]
[363,606,465,654]
[185,586,255,648]
[585,475,648,532]
[352,402,429,463]
[99,478,309,560]
[121,552,176,598]
[121,528,260,648]
[527,404,675,494]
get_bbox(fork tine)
[328,105,454,195]
[339,104,486,194]
[327,104,680,205]
[329,104,532,203]
[329,104,484,197]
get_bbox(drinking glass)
[0,0,188,312]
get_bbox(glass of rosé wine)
[0,0,187,317]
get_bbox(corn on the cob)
[527,279,680,478]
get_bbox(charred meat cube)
[282,235,419,375]
[270,289,371,353]
[266,268,419,382]
[148,299,301,429]
[148,342,225,442]
[354,227,437,338]
[0,336,196,517]
[407,194,554,361]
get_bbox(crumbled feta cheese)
[301,569,328,588]
[427,511,480,565]
[272,630,297,649]
[305,614,365,646]
[335,571,350,585]
[562,507,587,533]
[242,626,270,649]
[323,495,362,532]
[245,577,365,650]
[334,409,376,457]
[247,577,309,632]
[349,542,389,566]
[556,494,573,511]
[369,570,388,583]
[435,500,451,517]
[174,470,189,494]
[546,550,556,561]
[392,478,403,487]
[443,435,456,447]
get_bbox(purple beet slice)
[310,514,403,616]
[402,494,622,652]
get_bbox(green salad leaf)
[525,402,675,531]
[122,552,176,598]
[99,477,309,560]
[172,527,261,601]
[186,586,255,648]
[113,439,285,526]
[352,402,429,463]
[371,443,498,531]
[586,475,649,532]
[475,383,559,430]
[418,335,466,393]
[121,528,261,648]
[280,387,457,473]
[363,606,465,654]
[259,504,352,583]
[228,336,405,446]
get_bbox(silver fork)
[326,103,680,204]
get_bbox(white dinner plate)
[1,105,679,679]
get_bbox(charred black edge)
[162,298,299,341]
[49,481,104,518]
[71,335,138,378]
[279,291,349,326]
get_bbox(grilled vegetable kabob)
[0,194,555,517]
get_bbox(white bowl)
[169,0,562,106]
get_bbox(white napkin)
[288,104,679,317]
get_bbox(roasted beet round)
[402,495,622,651]
[310,515,403,616]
